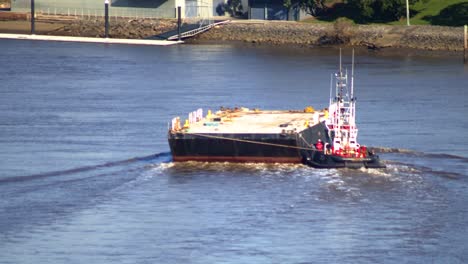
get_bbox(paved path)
[0,33,182,46]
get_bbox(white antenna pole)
[329,73,333,106]
[351,49,355,126]
[351,49,354,98]
[339,48,342,76]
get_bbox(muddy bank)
[191,21,464,52]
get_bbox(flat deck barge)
[168,50,385,169]
[168,107,329,163]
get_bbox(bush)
[347,0,417,23]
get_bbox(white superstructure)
[326,50,361,155]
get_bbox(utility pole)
[104,0,109,38]
[406,0,410,26]
[30,0,35,34]
[177,6,181,41]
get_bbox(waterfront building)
[9,0,307,20]
[248,0,310,21]
[10,0,215,18]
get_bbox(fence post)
[30,0,35,34]
[177,6,181,41]
[104,0,109,38]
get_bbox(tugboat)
[167,50,385,169]
[302,50,385,169]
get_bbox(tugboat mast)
[305,49,385,169]
[326,49,359,154]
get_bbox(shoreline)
[0,16,464,53]
[185,39,463,59]
[189,20,464,52]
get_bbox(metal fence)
[15,6,218,21]
[22,7,175,19]
[31,7,215,23]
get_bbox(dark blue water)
[1,40,467,263]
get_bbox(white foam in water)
[318,173,363,200]
[143,161,340,185]
[361,167,393,177]
[143,160,422,202]
[138,162,175,180]
[157,162,176,170]
[385,163,422,176]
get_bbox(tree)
[348,0,374,21]
[347,0,417,23]
[284,0,326,16]
[216,0,244,17]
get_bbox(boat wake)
[145,147,467,181]
[370,146,468,162]
[148,161,314,177]
[6,146,456,187]
[0,152,172,184]
[384,160,465,179]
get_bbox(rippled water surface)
[1,40,467,263]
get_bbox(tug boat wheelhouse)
[168,50,385,169]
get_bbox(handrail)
[167,20,230,40]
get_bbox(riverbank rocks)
[47,18,177,39]
[3,16,462,51]
[192,21,464,51]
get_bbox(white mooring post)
[406,0,410,26]
[464,25,467,64]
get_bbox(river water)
[0,40,467,263]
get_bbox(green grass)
[391,0,468,25]
[302,0,467,27]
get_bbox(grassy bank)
[311,0,467,27]
[396,0,468,26]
